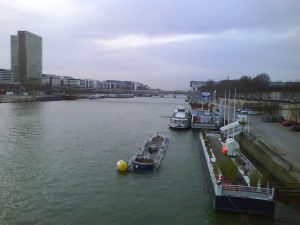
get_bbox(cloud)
[94,33,209,49]
[0,0,299,89]
[93,27,300,49]
[1,0,77,16]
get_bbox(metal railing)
[222,183,274,200]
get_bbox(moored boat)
[38,95,61,101]
[89,95,98,99]
[127,133,169,172]
[199,132,275,216]
[62,94,77,100]
[169,105,191,129]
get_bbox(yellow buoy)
[117,160,128,172]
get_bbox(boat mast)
[233,88,236,138]
[201,92,204,110]
[207,93,210,114]
[213,90,216,113]
[227,89,230,138]
[223,90,226,126]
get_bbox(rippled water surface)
[0,97,299,225]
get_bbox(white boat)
[169,105,191,129]
[89,95,98,99]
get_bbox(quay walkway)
[243,114,300,182]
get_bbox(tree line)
[199,73,300,98]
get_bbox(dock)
[191,108,219,130]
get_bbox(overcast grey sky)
[0,0,299,90]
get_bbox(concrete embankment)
[0,95,38,103]
[236,133,299,183]
[225,98,300,122]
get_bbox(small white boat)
[89,95,98,99]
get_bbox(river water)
[0,96,299,225]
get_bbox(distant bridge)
[49,87,190,96]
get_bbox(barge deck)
[199,133,275,216]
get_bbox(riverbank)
[0,93,135,103]
[0,95,38,103]
[225,98,300,122]
[235,115,300,183]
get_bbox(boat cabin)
[225,138,240,156]
[149,144,158,154]
[135,156,154,164]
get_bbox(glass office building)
[10,31,42,84]
[10,35,19,82]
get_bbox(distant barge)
[199,133,275,216]
[62,94,77,100]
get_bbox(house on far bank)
[68,78,81,88]
[0,69,12,84]
[42,74,61,87]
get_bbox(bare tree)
[253,73,271,99]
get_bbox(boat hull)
[169,122,190,129]
[198,135,275,217]
[62,94,77,100]
[215,195,275,216]
[39,96,61,101]
[130,161,154,171]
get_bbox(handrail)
[222,184,272,193]
[222,183,275,200]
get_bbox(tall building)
[10,31,42,85]
[10,35,19,82]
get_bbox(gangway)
[220,121,243,137]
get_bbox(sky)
[0,0,299,90]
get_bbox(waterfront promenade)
[222,103,300,183]
[247,114,300,182]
